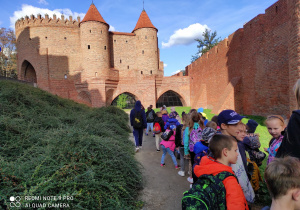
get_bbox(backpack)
[161,129,174,141]
[153,122,162,134]
[247,158,262,192]
[189,127,202,152]
[133,111,143,129]
[182,171,236,210]
[147,110,154,121]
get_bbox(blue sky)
[0,0,278,76]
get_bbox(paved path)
[130,132,190,210]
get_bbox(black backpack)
[182,171,237,210]
[133,110,143,129]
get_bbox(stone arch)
[77,91,92,106]
[156,90,187,108]
[21,60,37,83]
[111,92,137,109]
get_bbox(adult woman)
[276,79,300,159]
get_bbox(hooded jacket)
[164,118,181,130]
[276,110,300,159]
[194,156,249,210]
[130,101,147,129]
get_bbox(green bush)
[0,80,143,209]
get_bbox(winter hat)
[218,109,245,125]
[202,127,217,142]
[246,119,258,133]
[162,105,167,110]
[169,112,176,119]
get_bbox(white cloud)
[162,23,210,48]
[171,70,181,75]
[164,63,168,68]
[38,0,49,5]
[10,4,85,29]
[109,25,116,31]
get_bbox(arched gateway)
[21,60,37,84]
[156,90,185,108]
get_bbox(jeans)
[179,147,185,172]
[161,145,178,166]
[133,128,144,147]
[146,123,153,134]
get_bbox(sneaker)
[139,146,142,149]
[156,149,160,152]
[175,166,179,170]
[178,171,185,176]
[135,147,139,153]
[153,134,155,137]
[160,163,165,167]
[190,184,193,189]
[187,177,193,184]
[145,133,148,136]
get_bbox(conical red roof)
[81,3,108,25]
[132,10,157,32]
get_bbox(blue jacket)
[164,118,181,130]
[130,101,147,129]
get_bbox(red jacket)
[194,156,249,210]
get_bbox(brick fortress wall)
[187,0,297,117]
[14,10,187,108]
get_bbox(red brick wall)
[188,0,293,117]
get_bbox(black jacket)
[276,110,300,159]
[153,117,165,132]
[175,124,183,147]
[146,109,156,123]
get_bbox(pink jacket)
[160,131,176,151]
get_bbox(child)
[184,111,204,184]
[160,125,179,169]
[218,110,255,203]
[193,134,249,210]
[176,112,189,177]
[153,112,165,152]
[161,109,169,124]
[211,115,221,132]
[264,115,285,165]
[206,120,218,131]
[243,119,266,166]
[264,156,300,210]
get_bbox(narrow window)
[141,71,143,74]
[226,41,229,47]
[276,6,278,13]
[126,40,128,43]
[88,45,90,49]
[120,59,122,63]
[45,37,48,39]
[142,50,144,54]
[95,72,98,77]
[127,66,129,69]
[29,38,32,40]
[64,74,67,79]
[145,36,147,39]
[101,30,102,34]
[150,70,152,74]
[90,30,92,33]
[104,46,106,50]
[64,37,67,40]
[114,40,116,43]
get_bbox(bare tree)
[0,28,17,78]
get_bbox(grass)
[0,80,143,209]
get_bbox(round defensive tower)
[80,3,110,79]
[132,10,159,75]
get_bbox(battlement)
[15,14,81,31]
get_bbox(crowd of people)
[129,79,300,210]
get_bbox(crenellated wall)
[187,0,296,117]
